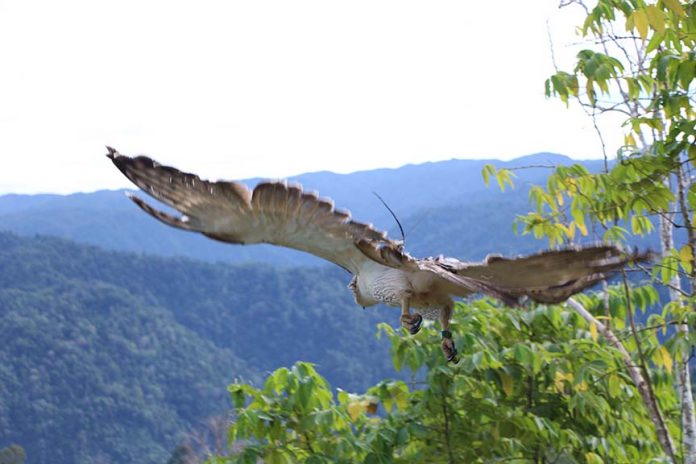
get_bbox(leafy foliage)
[490,1,696,460]
[214,295,676,463]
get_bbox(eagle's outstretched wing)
[419,245,644,305]
[107,148,403,274]
[356,240,642,305]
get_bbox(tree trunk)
[660,200,696,463]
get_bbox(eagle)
[107,147,642,362]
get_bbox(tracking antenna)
[372,192,405,244]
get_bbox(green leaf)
[678,60,695,90]
[645,5,665,33]
[632,8,649,40]
[658,346,674,373]
[482,164,499,188]
[347,399,369,421]
[660,255,679,283]
[499,371,514,397]
[268,449,292,464]
[679,244,693,274]
[607,374,621,398]
[229,385,247,409]
[589,321,598,342]
[663,0,686,16]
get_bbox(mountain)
[0,232,397,464]
[0,153,606,266]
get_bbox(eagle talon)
[441,334,459,363]
[400,313,423,335]
[409,313,423,335]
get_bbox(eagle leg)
[440,306,459,363]
[399,296,423,335]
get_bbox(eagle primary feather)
[107,147,645,361]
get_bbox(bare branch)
[566,297,677,461]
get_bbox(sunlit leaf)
[645,5,665,33]
[660,255,679,284]
[347,399,371,421]
[624,132,636,146]
[659,346,673,374]
[482,164,494,187]
[607,374,621,398]
[663,0,686,16]
[632,8,649,40]
[589,321,598,341]
[554,371,573,393]
[679,245,693,274]
[576,220,588,237]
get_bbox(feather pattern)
[432,245,644,304]
[107,148,401,274]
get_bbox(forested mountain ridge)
[0,232,396,464]
[0,153,605,266]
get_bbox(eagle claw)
[400,313,423,335]
[441,337,459,363]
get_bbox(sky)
[0,0,626,194]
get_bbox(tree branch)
[566,297,677,461]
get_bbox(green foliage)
[214,296,676,463]
[498,1,695,460]
[522,0,694,287]
[225,362,363,463]
[482,164,516,192]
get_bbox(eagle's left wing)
[107,148,404,274]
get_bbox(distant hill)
[0,232,397,464]
[0,153,605,265]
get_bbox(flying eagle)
[107,147,641,362]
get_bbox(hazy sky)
[0,1,624,194]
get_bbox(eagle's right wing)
[107,148,404,274]
[428,245,646,305]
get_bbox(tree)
[485,0,694,460]
[212,295,675,463]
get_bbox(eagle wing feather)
[425,245,645,305]
[107,148,402,274]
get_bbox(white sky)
[0,0,625,195]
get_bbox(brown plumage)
[107,147,646,362]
